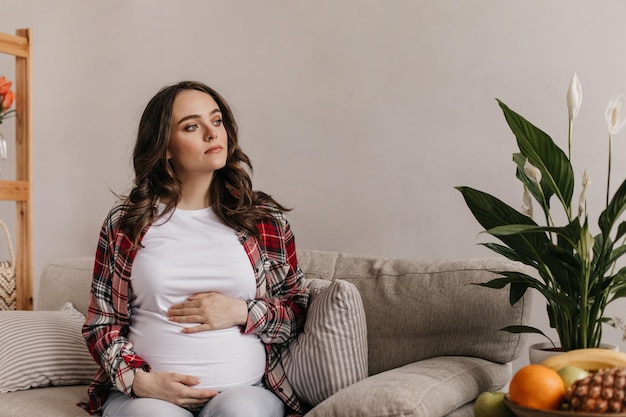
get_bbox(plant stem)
[537,182,556,243]
[0,109,15,125]
[568,120,573,161]
[580,257,591,348]
[607,133,613,208]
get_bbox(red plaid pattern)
[79,203,309,416]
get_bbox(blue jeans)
[102,385,284,417]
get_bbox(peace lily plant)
[457,73,626,351]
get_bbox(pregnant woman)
[80,81,309,417]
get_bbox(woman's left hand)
[167,292,248,333]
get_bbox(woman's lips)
[205,146,223,154]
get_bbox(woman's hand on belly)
[132,369,218,407]
[167,292,248,333]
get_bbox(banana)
[540,348,626,372]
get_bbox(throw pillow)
[282,278,368,407]
[0,302,99,393]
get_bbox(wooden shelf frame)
[0,28,33,310]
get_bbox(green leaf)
[488,223,579,249]
[608,243,626,265]
[488,224,546,235]
[557,218,582,254]
[474,277,511,289]
[456,186,549,263]
[591,233,610,274]
[510,282,529,304]
[603,317,616,327]
[501,325,556,346]
[609,287,626,302]
[616,221,626,242]
[607,267,626,303]
[611,267,626,284]
[480,243,538,267]
[491,270,547,304]
[542,242,580,293]
[497,99,574,214]
[501,325,548,335]
[600,178,626,238]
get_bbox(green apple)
[557,365,589,390]
[474,391,515,417]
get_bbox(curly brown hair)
[119,81,289,247]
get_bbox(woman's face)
[167,89,228,182]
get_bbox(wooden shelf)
[0,180,29,201]
[0,28,33,310]
[0,32,29,57]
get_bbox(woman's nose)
[204,127,218,141]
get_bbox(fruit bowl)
[504,396,626,417]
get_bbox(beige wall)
[2,0,626,372]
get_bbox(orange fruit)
[509,364,565,410]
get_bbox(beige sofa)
[0,250,532,417]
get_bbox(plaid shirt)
[80,202,309,416]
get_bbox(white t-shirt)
[127,204,266,391]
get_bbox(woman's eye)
[184,124,198,131]
[213,119,223,127]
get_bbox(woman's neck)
[176,173,213,210]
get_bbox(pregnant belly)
[128,310,266,391]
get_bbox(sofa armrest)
[306,357,511,417]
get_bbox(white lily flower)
[578,169,591,219]
[524,159,542,185]
[567,72,582,122]
[521,186,533,218]
[582,228,595,263]
[605,92,626,135]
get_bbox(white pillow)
[282,279,368,407]
[0,302,99,393]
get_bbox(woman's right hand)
[132,369,218,408]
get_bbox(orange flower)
[1,89,14,112]
[0,76,16,124]
[0,77,11,96]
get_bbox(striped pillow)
[283,279,368,407]
[0,302,99,393]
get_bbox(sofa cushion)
[0,385,88,417]
[282,278,368,407]
[37,257,93,315]
[0,302,99,393]
[306,356,511,417]
[297,250,531,375]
